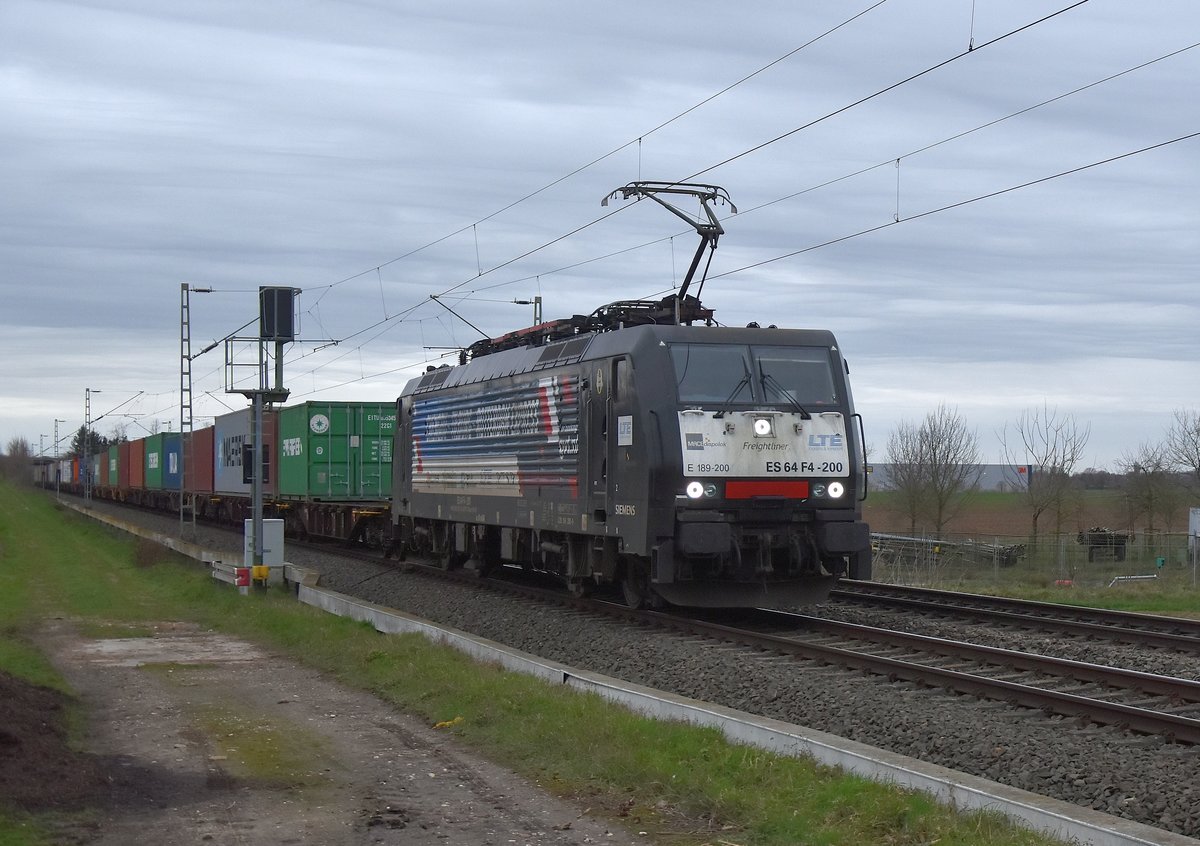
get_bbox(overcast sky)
[2,0,1197,469]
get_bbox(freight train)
[39,182,872,607]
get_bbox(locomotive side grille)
[534,336,592,369]
[414,368,451,393]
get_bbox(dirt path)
[34,620,640,845]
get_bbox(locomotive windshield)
[754,345,838,406]
[669,343,838,406]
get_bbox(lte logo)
[808,434,843,449]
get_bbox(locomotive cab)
[600,325,871,607]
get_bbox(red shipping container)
[98,451,109,487]
[189,426,216,494]
[71,457,80,485]
[118,441,131,490]
[129,438,146,489]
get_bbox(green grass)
[0,482,1067,846]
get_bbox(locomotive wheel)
[621,561,656,609]
[431,522,463,570]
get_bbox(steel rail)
[759,608,1200,702]
[832,581,1200,651]
[632,607,1200,744]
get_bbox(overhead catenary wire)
[711,130,1200,281]
[683,0,1090,181]
[326,0,1089,324]
[272,130,1200,397]
[456,39,1200,299]
[184,0,1191,414]
[302,1,894,308]
[283,1,1089,385]
[735,40,1200,219]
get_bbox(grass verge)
[0,482,1065,846]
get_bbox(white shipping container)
[213,407,277,496]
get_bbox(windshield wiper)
[760,371,812,419]
[711,372,751,418]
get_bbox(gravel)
[81,500,1200,838]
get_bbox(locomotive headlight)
[752,416,774,437]
[812,483,826,498]
[686,481,706,499]
[704,483,718,498]
[828,481,845,498]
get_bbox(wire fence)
[868,530,1200,592]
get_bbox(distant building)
[868,463,1032,492]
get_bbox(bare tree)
[1120,442,1184,534]
[885,404,982,538]
[999,404,1090,547]
[1164,408,1200,493]
[885,421,927,535]
[920,404,983,538]
[1,437,32,483]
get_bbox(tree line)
[0,427,132,483]
[882,405,1200,543]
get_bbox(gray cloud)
[2,0,1197,465]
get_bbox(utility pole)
[84,388,100,503]
[54,418,65,498]
[180,283,211,537]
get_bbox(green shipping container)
[144,433,166,490]
[277,402,395,499]
[108,445,119,488]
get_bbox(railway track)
[329,549,1200,745]
[698,607,1200,744]
[832,580,1200,651]
[161,518,1200,746]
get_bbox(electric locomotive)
[390,183,871,607]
